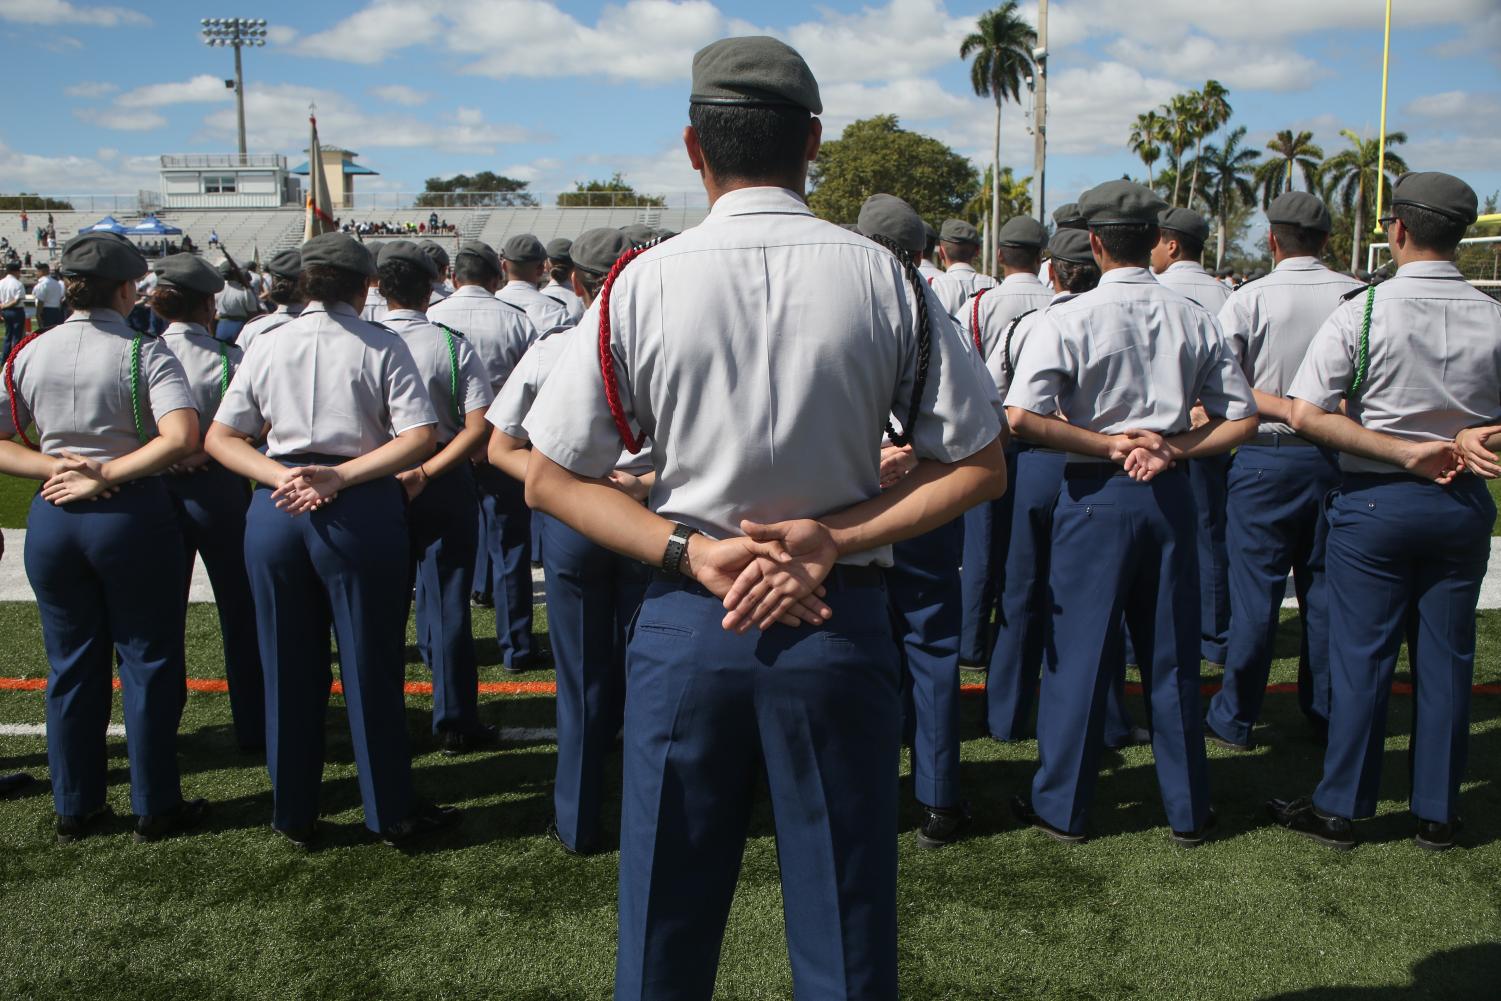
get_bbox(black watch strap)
[661,523,699,577]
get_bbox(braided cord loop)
[216,339,230,399]
[433,322,464,421]
[870,235,933,448]
[597,243,653,454]
[5,332,44,449]
[130,334,147,445]
[969,286,990,353]
[1001,308,1038,382]
[1349,285,1376,400]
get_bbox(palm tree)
[1160,93,1198,205]
[1186,80,1232,208]
[1254,129,1325,208]
[1191,126,1258,269]
[1129,110,1165,188]
[961,3,1036,273]
[1319,129,1409,272]
[964,165,1033,224]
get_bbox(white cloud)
[371,84,431,107]
[95,147,118,161]
[1404,137,1501,176]
[292,0,442,64]
[64,82,118,99]
[821,79,971,131]
[116,75,234,109]
[1057,0,1497,44]
[1403,91,1501,124]
[265,25,298,46]
[0,0,148,27]
[0,139,158,193]
[788,0,970,86]
[1106,35,1326,93]
[73,107,167,132]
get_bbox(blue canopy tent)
[128,215,182,236]
[77,215,131,235]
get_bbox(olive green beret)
[545,238,573,264]
[1052,202,1086,230]
[997,216,1049,249]
[1391,171,1479,225]
[1265,191,1332,233]
[1158,206,1210,244]
[1078,181,1168,228]
[378,239,439,279]
[652,228,677,240]
[301,232,377,277]
[690,36,822,115]
[939,219,980,245]
[620,223,656,247]
[857,194,925,255]
[59,232,148,281]
[215,258,239,278]
[266,248,302,280]
[502,234,546,263]
[419,240,450,274]
[571,228,632,276]
[155,253,225,294]
[455,240,501,274]
[922,220,938,243]
[1048,229,1096,265]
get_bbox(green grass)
[1,604,1499,999]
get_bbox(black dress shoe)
[272,822,319,851]
[500,656,532,676]
[382,802,462,848]
[1170,809,1218,847]
[916,802,972,849]
[546,820,604,857]
[55,804,113,846]
[1267,796,1354,851]
[1010,794,1085,845]
[1204,721,1253,752]
[439,723,501,757]
[1415,817,1461,852]
[1105,726,1153,749]
[0,772,36,798]
[135,798,208,843]
[470,591,494,608]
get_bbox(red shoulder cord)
[597,243,652,454]
[969,286,991,352]
[5,332,44,450]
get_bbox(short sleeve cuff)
[526,424,619,480]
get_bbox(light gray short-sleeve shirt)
[1287,260,1501,473]
[162,321,243,438]
[498,280,571,338]
[426,285,536,391]
[968,272,1053,390]
[0,309,196,460]
[380,309,494,440]
[929,262,997,320]
[214,300,437,459]
[543,281,586,324]
[1157,260,1231,314]
[523,186,1000,566]
[238,304,303,354]
[989,290,1076,409]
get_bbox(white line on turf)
[0,722,558,742]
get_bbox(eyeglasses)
[1378,215,1397,228]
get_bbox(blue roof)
[290,160,379,176]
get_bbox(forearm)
[421,416,487,480]
[1164,415,1258,461]
[526,452,677,565]
[1007,408,1113,457]
[206,423,290,484]
[823,436,1007,557]
[1290,401,1413,465]
[338,426,436,487]
[101,410,198,484]
[487,431,531,484]
[1252,390,1293,425]
[0,440,56,480]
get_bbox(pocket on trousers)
[634,622,696,640]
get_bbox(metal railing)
[160,153,287,169]
[4,191,710,212]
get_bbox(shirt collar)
[1049,291,1077,305]
[945,262,977,275]
[304,300,360,318]
[383,308,425,322]
[164,321,212,339]
[1273,256,1324,272]
[1164,260,1208,276]
[1100,266,1157,286]
[1395,260,1466,280]
[1002,271,1045,288]
[452,284,493,298]
[707,186,814,219]
[72,307,126,324]
[504,280,539,292]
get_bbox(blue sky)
[4,0,1499,214]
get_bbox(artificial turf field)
[0,480,1497,999]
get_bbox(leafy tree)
[962,165,1032,228]
[1319,129,1408,272]
[0,194,73,211]
[961,3,1035,272]
[556,173,664,208]
[1129,111,1166,189]
[1186,80,1232,207]
[1190,125,1258,268]
[1159,93,1198,206]
[1254,129,1324,207]
[808,115,980,225]
[417,171,536,207]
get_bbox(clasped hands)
[1107,429,1177,481]
[686,518,841,635]
[40,452,118,505]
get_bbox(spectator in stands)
[209,229,220,248]
[0,261,25,359]
[182,234,196,253]
[31,263,64,331]
[19,210,27,233]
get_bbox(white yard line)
[0,722,558,742]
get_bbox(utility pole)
[201,18,268,163]
[1032,0,1048,224]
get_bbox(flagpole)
[1373,0,1392,234]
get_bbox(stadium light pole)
[1031,0,1048,224]
[201,17,269,164]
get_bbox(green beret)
[1158,206,1210,245]
[1391,171,1478,225]
[939,219,980,245]
[1079,181,1167,228]
[502,234,546,263]
[216,258,238,278]
[545,238,573,264]
[997,216,1049,249]
[1047,229,1095,265]
[419,240,450,273]
[922,220,938,243]
[571,228,632,276]
[455,240,501,275]
[155,253,225,295]
[301,232,377,278]
[267,248,302,280]
[59,232,148,282]
[857,194,925,255]
[1265,191,1332,233]
[378,239,439,279]
[690,36,822,115]
[1052,202,1086,230]
[652,228,677,240]
[620,223,656,247]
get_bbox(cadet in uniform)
[498,234,571,336]
[237,249,304,353]
[153,254,266,752]
[420,240,454,303]
[1204,192,1362,751]
[958,216,1053,667]
[213,260,263,344]
[375,242,497,753]
[929,218,996,318]
[1271,172,1499,852]
[205,232,459,849]
[542,237,586,323]
[31,263,66,331]
[1006,181,1257,844]
[488,227,651,855]
[0,232,205,844]
[917,220,941,282]
[521,38,1004,998]
[429,241,539,665]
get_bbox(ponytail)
[868,235,932,448]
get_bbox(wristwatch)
[661,523,699,578]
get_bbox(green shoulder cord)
[129,334,148,445]
[216,339,230,399]
[432,322,464,422]
[1348,285,1376,401]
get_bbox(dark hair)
[1269,223,1326,258]
[377,259,432,309]
[1163,230,1205,261]
[63,275,122,311]
[267,274,302,306]
[1094,224,1157,266]
[548,262,574,287]
[923,234,937,259]
[688,102,812,185]
[150,285,214,322]
[1052,259,1101,294]
[999,245,1042,272]
[454,254,499,287]
[940,239,979,264]
[299,264,367,305]
[1395,204,1468,255]
[575,269,607,301]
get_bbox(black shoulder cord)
[1001,308,1039,382]
[870,235,932,447]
